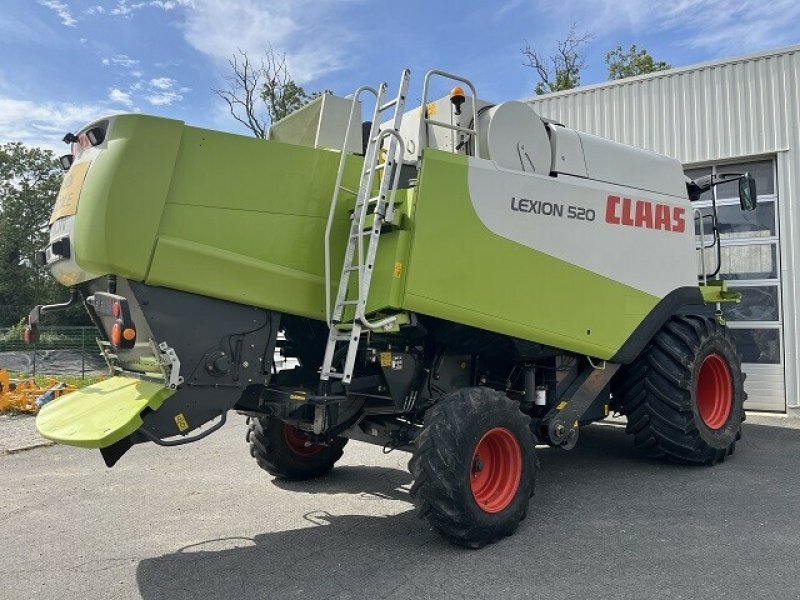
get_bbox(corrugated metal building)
[526,45,800,414]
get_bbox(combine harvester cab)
[26,69,759,547]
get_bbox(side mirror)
[739,173,757,211]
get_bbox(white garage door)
[687,158,784,412]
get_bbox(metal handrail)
[418,69,479,159]
[323,84,383,326]
[694,208,707,284]
[356,127,406,331]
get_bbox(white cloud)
[179,0,356,83]
[38,0,77,27]
[101,54,140,68]
[110,0,134,16]
[144,77,188,106]
[0,97,114,152]
[149,77,175,90]
[150,0,193,9]
[658,0,800,54]
[536,0,800,56]
[108,88,133,106]
[146,92,182,106]
[86,0,192,18]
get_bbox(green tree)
[605,45,671,80]
[0,142,79,326]
[216,47,328,138]
[522,26,594,95]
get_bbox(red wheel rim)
[283,425,323,456]
[696,353,733,430]
[470,427,522,513]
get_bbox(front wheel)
[247,417,347,480]
[615,314,746,465]
[409,387,537,548]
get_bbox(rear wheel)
[409,387,537,548]
[615,314,746,465]
[247,417,347,480]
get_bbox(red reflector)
[111,322,122,347]
[113,301,121,318]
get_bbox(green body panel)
[36,377,173,448]
[401,151,659,359]
[71,116,698,359]
[75,115,184,280]
[75,115,367,320]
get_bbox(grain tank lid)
[576,131,688,199]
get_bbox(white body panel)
[577,130,687,198]
[466,156,697,298]
[269,94,362,153]
[476,101,552,174]
[393,96,494,162]
[547,126,587,177]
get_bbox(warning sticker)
[174,413,189,432]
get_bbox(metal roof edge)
[522,44,800,102]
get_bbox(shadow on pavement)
[137,422,800,600]
[271,464,413,501]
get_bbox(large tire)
[247,417,347,480]
[615,314,746,465]
[409,387,537,549]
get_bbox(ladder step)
[364,164,387,174]
[322,70,410,386]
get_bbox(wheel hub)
[283,424,324,456]
[696,353,733,430]
[470,427,522,513]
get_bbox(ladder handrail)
[356,127,406,331]
[324,84,383,326]
[321,69,410,385]
[418,69,480,160]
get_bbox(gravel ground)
[1,412,800,600]
[0,414,53,454]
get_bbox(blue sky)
[2,0,799,152]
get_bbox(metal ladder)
[321,69,411,385]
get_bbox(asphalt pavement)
[2,413,800,600]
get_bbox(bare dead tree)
[215,47,322,139]
[215,49,268,138]
[522,25,594,95]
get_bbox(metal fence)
[0,326,105,378]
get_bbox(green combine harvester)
[27,69,756,547]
